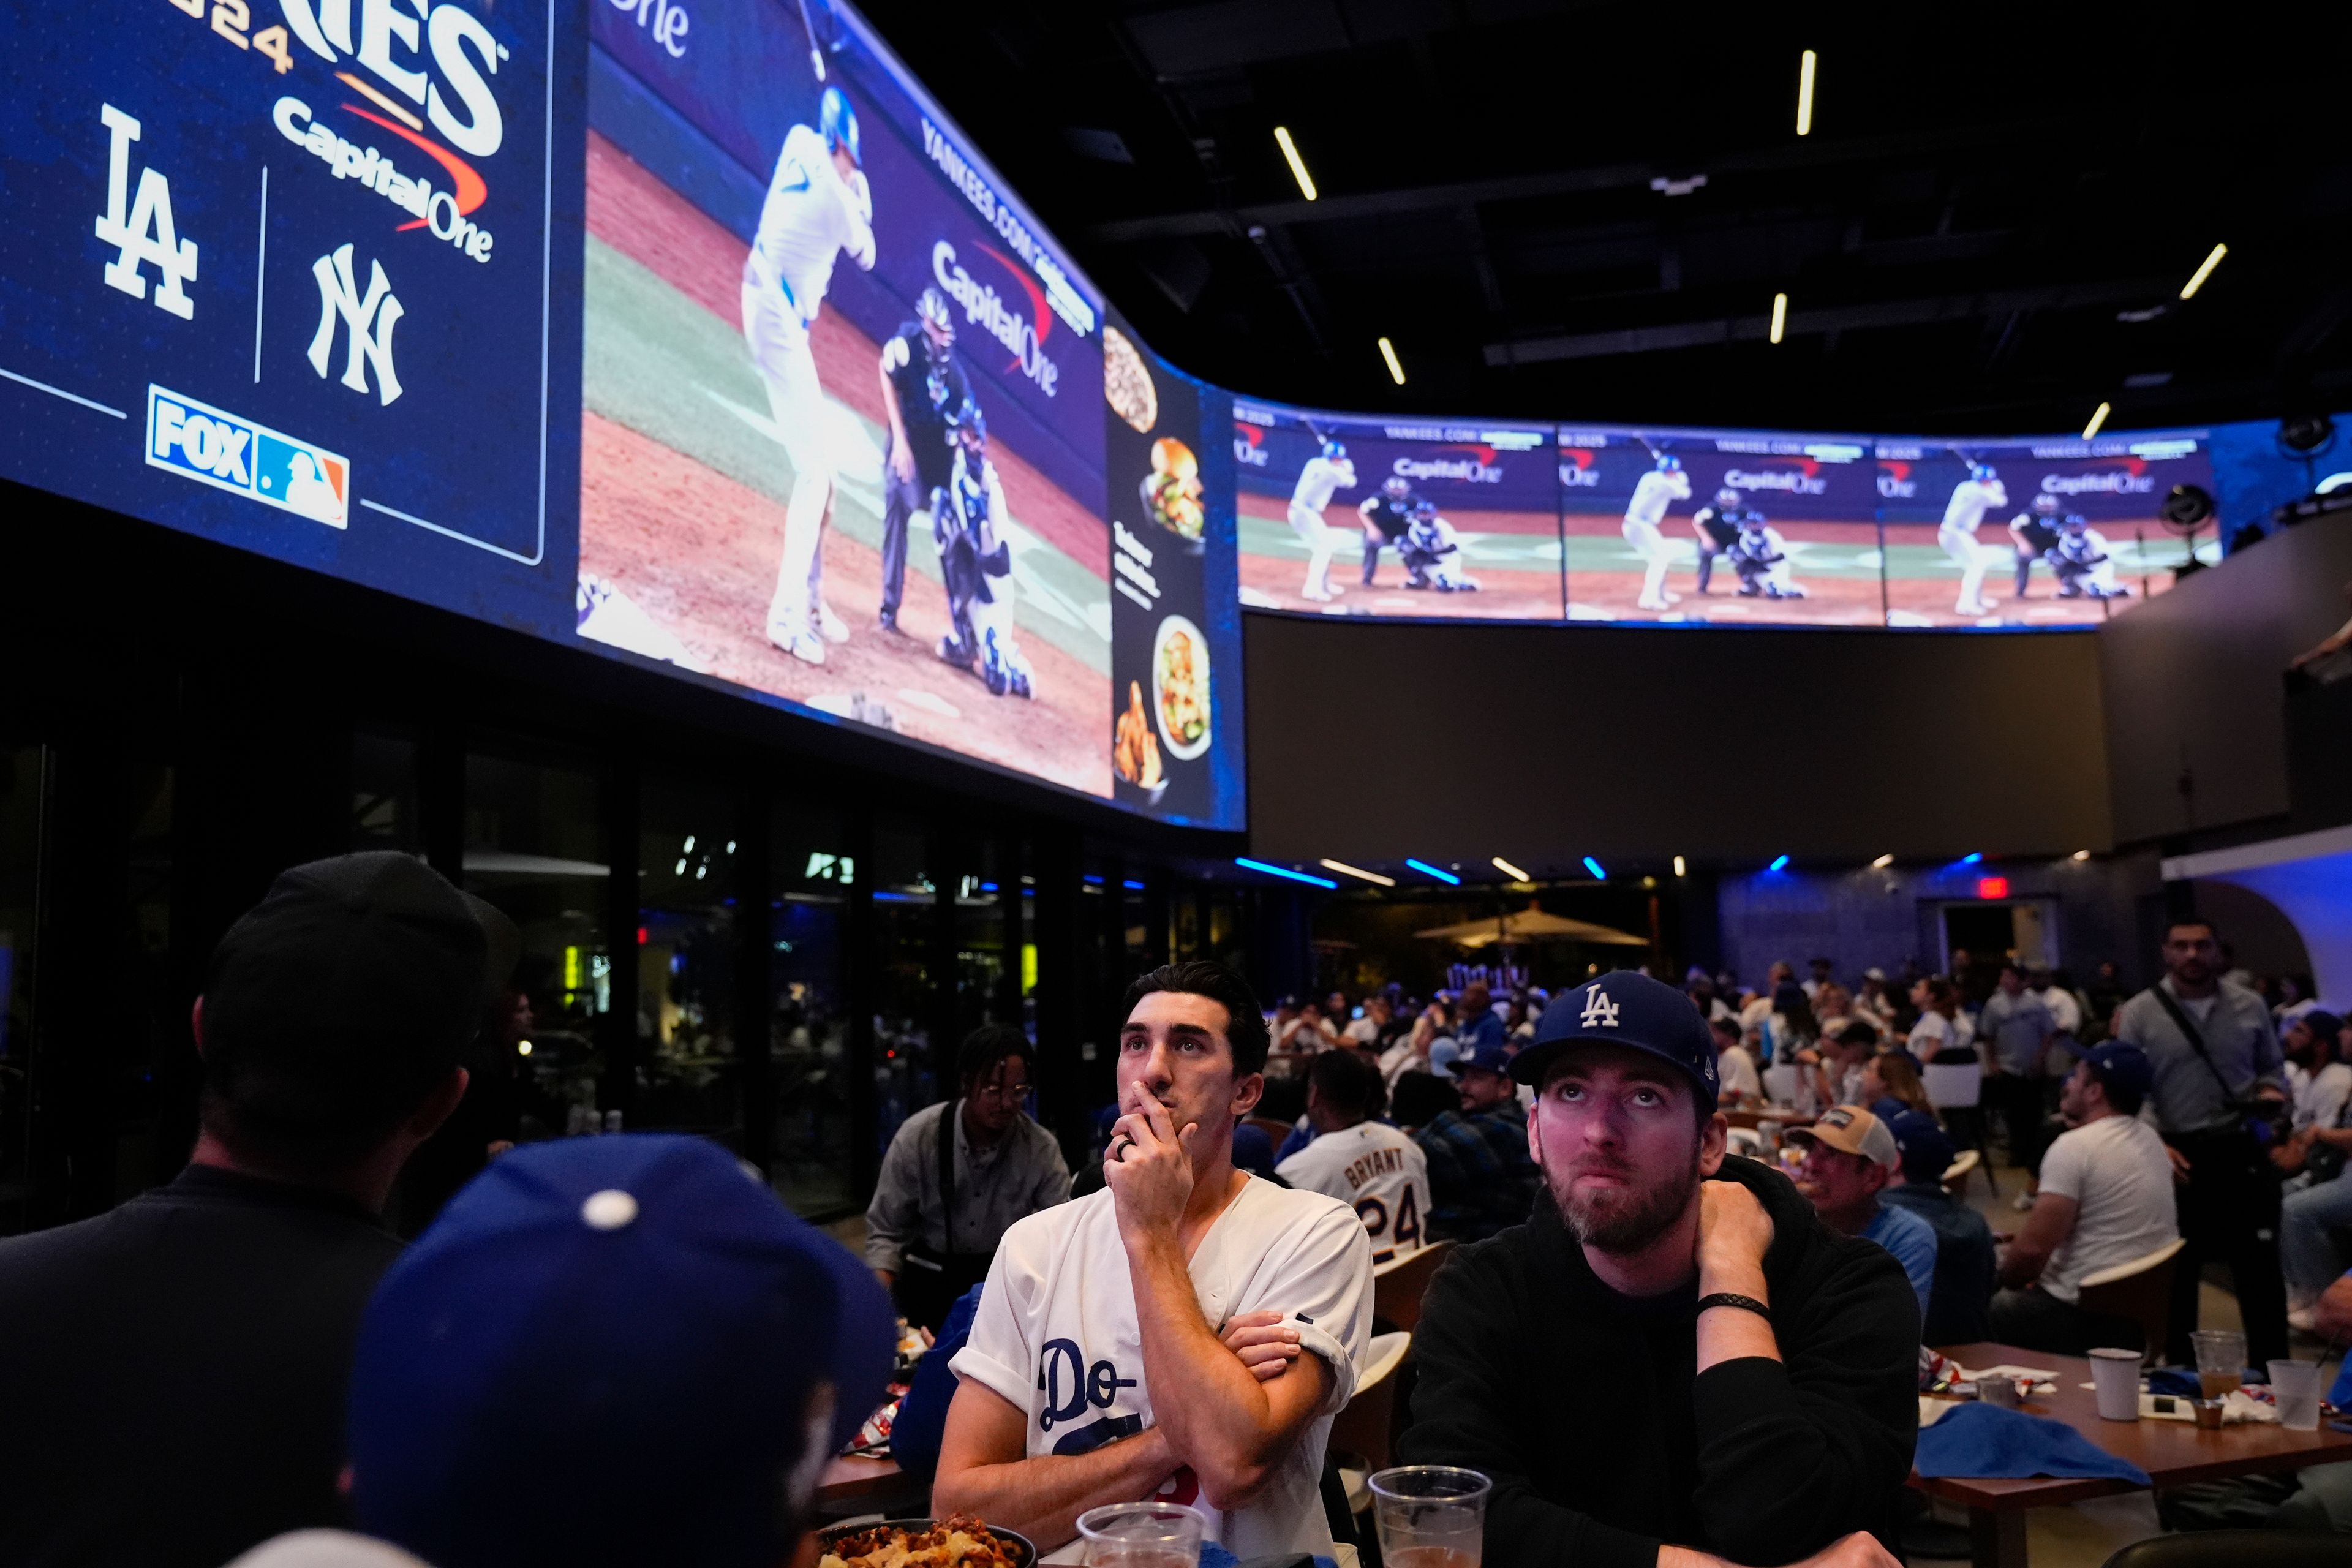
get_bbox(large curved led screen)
[1240,401,2219,628]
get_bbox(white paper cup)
[2269,1359,2323,1431]
[2089,1348,2143,1422]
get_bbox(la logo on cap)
[1580,986,1621,1028]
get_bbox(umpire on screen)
[864,1026,1070,1331]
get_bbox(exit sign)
[1977,877,2010,900]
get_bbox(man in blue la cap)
[1400,970,1918,1568]
[335,1134,895,1568]
[1990,1042,2179,1355]
[1412,1039,1543,1243]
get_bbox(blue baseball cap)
[350,1135,892,1568]
[1888,1111,1956,1185]
[2082,1042,2155,1101]
[1510,970,1719,1102]
[1447,1041,1516,1079]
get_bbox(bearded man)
[1397,971,1919,1568]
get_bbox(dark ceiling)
[853,0,2352,435]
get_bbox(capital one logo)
[308,244,404,405]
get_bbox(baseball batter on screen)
[741,86,875,666]
[1938,458,2008,617]
[1624,450,1693,611]
[1285,437,1357,603]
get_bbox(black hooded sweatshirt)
[1396,1154,1919,1568]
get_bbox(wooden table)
[1913,1343,2352,1568]
[816,1454,907,1506]
[1723,1108,1812,1130]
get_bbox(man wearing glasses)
[867,1024,1071,1331]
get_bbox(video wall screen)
[0,0,1243,830]
[1234,403,1561,618]
[576,0,1242,827]
[1241,401,2217,630]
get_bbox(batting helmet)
[820,86,861,166]
[1321,438,1348,461]
[916,285,954,338]
[1969,461,1998,483]
[1715,488,1742,507]
[2032,492,2060,516]
[1656,453,1683,472]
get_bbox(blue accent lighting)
[1123,880,1145,891]
[1583,857,1607,880]
[1768,854,1791,872]
[1959,852,1984,865]
[1405,859,1461,886]
[1235,858,1340,889]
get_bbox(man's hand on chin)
[1106,1080,1196,1243]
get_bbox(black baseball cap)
[202,854,515,1147]
[1510,970,1719,1102]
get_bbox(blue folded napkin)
[1199,1545,1340,1568]
[1915,1401,2150,1485]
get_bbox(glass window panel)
[872,818,935,1157]
[636,780,739,1148]
[350,733,420,854]
[771,802,850,1217]
[463,756,606,1133]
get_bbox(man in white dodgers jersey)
[935,962,1373,1559]
[1939,459,2010,617]
[1286,437,1358,603]
[1276,1049,1433,1265]
[1624,450,1694,611]
[741,85,876,666]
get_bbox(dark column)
[843,805,879,1199]
[930,818,960,1068]
[600,757,639,1120]
[1030,826,1085,1154]
[734,773,775,1175]
[417,720,466,884]
[28,741,129,1225]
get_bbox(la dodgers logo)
[1580,986,1621,1028]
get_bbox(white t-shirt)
[1717,1046,1762,1104]
[2291,1060,2352,1134]
[1909,1010,1977,1058]
[1276,1122,1433,1265]
[2038,986,2084,1035]
[2035,1115,2180,1304]
[952,1179,1373,1559]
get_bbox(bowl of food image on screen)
[1153,615,1212,763]
[1139,436,1205,550]
[1114,679,1169,805]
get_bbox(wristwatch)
[1696,1291,1771,1322]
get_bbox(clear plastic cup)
[1368,1466,1491,1568]
[2089,1348,2143,1421]
[2269,1359,2323,1431]
[2192,1329,2247,1400]
[1074,1502,1205,1568]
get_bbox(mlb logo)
[145,385,349,529]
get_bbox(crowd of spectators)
[6,850,2352,1564]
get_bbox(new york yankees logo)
[1580,986,1621,1029]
